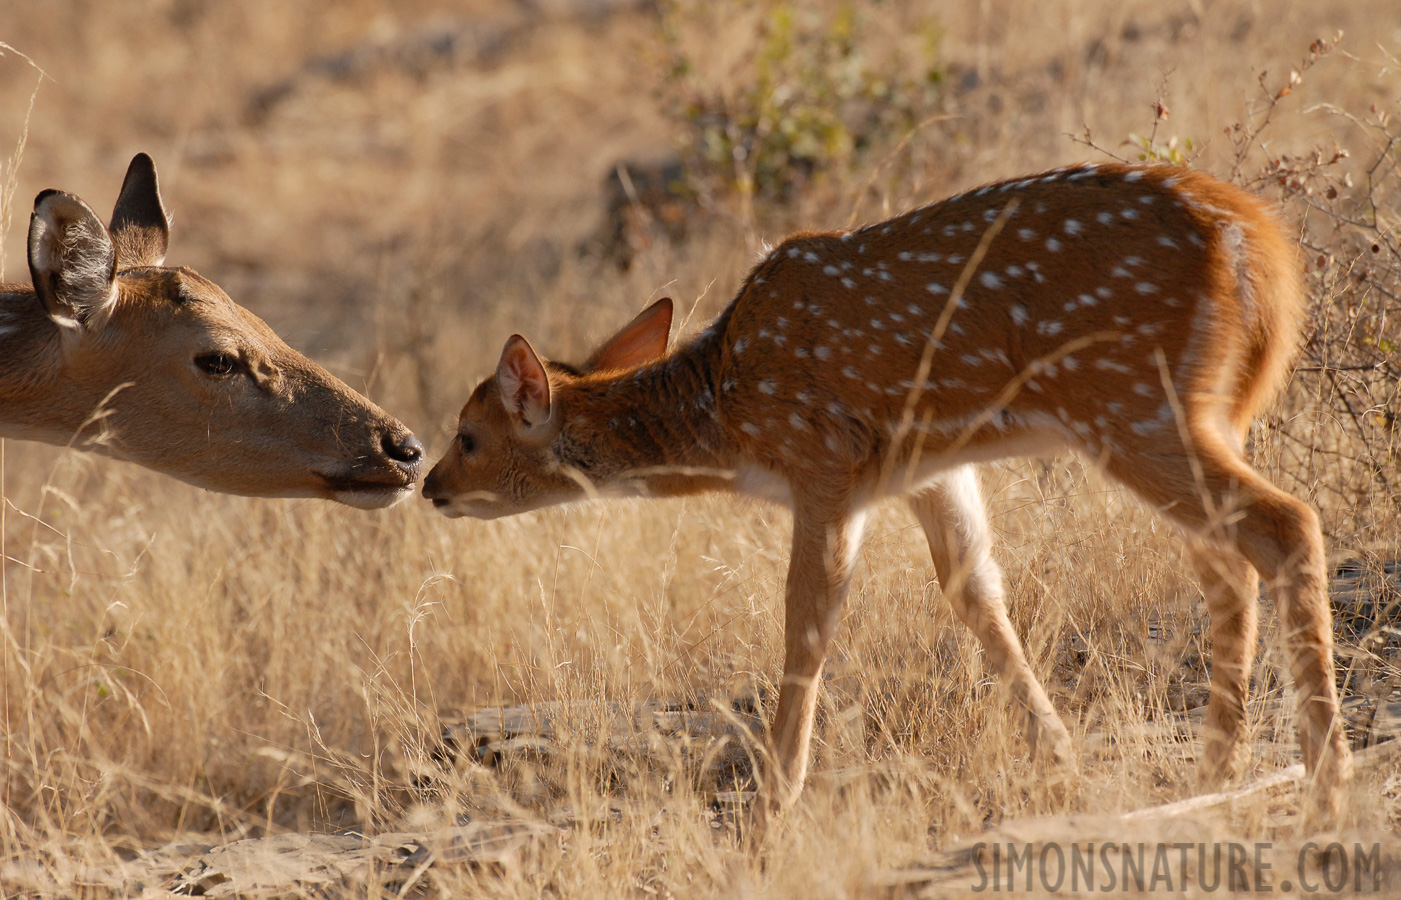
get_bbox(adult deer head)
[1,154,422,508]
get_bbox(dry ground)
[2,1,1400,896]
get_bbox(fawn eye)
[195,352,240,377]
[458,433,476,455]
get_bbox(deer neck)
[555,334,738,498]
[0,285,111,446]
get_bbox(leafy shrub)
[656,0,943,204]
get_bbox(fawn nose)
[383,432,424,468]
[421,465,454,505]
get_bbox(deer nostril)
[384,433,424,465]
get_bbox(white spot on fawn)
[1064,219,1083,236]
[980,271,1003,289]
[1046,237,1063,252]
[758,379,777,395]
[1010,305,1029,326]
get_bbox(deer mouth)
[317,469,420,509]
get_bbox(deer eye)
[195,352,240,377]
[458,432,476,455]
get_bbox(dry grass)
[3,1,1400,896]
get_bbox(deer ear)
[497,335,553,428]
[584,297,673,373]
[28,189,118,330]
[109,153,170,268]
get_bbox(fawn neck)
[558,331,738,497]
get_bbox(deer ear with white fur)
[28,189,118,331]
[497,334,553,429]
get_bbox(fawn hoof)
[1198,738,1252,792]
[1031,720,1076,772]
[1300,745,1353,831]
[743,789,788,847]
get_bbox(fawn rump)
[424,162,1351,823]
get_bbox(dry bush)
[2,1,1400,896]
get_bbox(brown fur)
[425,162,1351,823]
[0,155,422,507]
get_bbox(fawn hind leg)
[1188,541,1259,789]
[1107,429,1352,822]
[908,466,1074,768]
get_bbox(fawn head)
[18,154,423,507]
[423,298,674,518]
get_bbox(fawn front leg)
[764,500,868,815]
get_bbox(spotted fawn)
[425,162,1351,823]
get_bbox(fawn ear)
[585,297,673,372]
[28,189,118,330]
[497,334,553,428]
[109,153,170,268]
